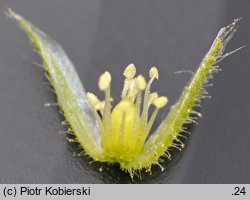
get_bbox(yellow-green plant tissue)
[7,9,241,179]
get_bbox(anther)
[149,92,158,104]
[87,92,100,108]
[123,63,136,79]
[98,71,111,91]
[136,75,146,90]
[153,96,168,108]
[149,66,159,79]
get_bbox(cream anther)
[99,71,111,91]
[123,63,136,79]
[149,67,159,79]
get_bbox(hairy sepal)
[123,19,240,172]
[7,9,105,161]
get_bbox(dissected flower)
[7,9,241,178]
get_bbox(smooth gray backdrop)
[0,0,249,183]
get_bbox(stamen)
[144,96,168,138]
[141,67,159,129]
[98,71,112,134]
[86,92,104,132]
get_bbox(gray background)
[0,0,249,183]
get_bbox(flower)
[87,64,168,163]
